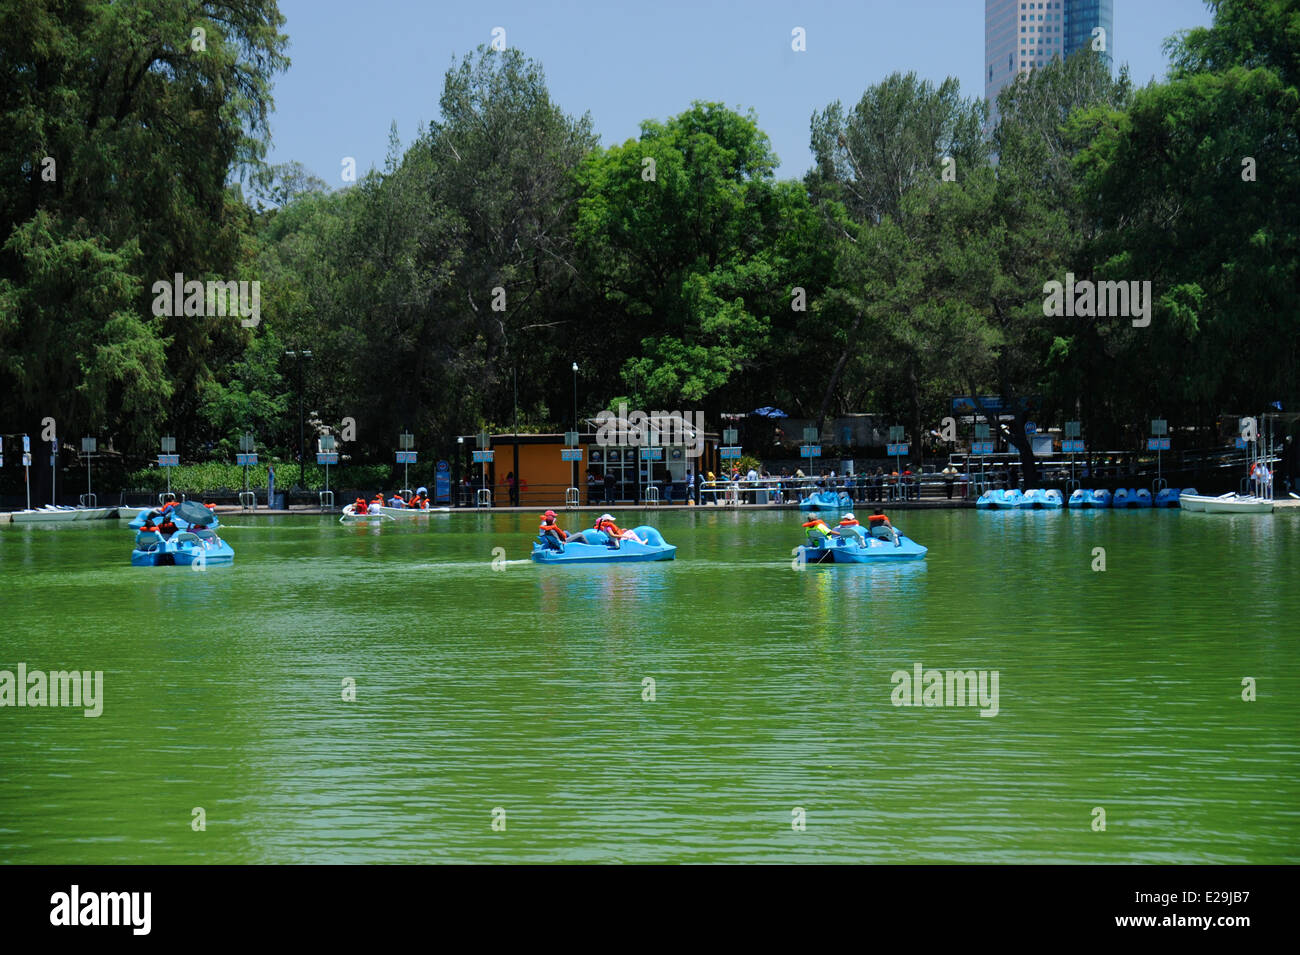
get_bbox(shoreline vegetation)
[2,1,1297,502]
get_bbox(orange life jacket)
[596,520,624,537]
[867,514,890,527]
[839,518,860,527]
[354,499,368,514]
[540,521,567,539]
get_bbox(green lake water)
[1,508,1297,863]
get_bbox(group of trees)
[2,0,1296,492]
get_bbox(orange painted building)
[461,431,721,507]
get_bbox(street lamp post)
[571,362,579,498]
[284,349,313,491]
[456,436,464,507]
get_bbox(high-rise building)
[1063,0,1114,63]
[986,1,1113,123]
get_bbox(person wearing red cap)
[539,509,568,550]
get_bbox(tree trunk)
[908,357,922,467]
[815,312,864,434]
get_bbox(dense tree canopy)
[1,0,1295,494]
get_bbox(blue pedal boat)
[531,525,676,564]
[1019,488,1063,509]
[1112,487,1152,509]
[797,529,927,563]
[798,490,853,511]
[132,529,234,567]
[1154,487,1185,508]
[976,489,1024,509]
[129,501,235,566]
[1068,488,1111,508]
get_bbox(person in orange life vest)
[136,512,163,548]
[158,512,178,538]
[802,516,834,546]
[413,487,429,509]
[836,512,869,545]
[539,509,568,550]
[593,513,645,547]
[371,492,385,510]
[867,508,900,545]
[353,497,368,515]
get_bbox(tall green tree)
[576,102,827,415]
[0,0,288,467]
[1076,0,1300,436]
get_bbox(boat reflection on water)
[797,558,929,635]
[535,559,675,622]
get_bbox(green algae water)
[1,509,1297,863]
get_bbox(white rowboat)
[1181,492,1274,514]
[6,506,116,523]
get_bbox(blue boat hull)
[531,525,676,564]
[799,491,853,511]
[976,489,1024,509]
[1018,489,1063,509]
[131,537,234,567]
[797,532,927,562]
[1068,489,1111,508]
[1112,488,1152,509]
[1154,487,1186,507]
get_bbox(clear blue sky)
[266,0,1215,184]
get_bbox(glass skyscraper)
[986,0,1113,123]
[1064,0,1114,64]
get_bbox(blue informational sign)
[472,450,494,463]
[1063,440,1085,453]
[799,445,822,458]
[395,451,417,464]
[971,442,994,455]
[23,435,30,454]
[158,454,179,467]
[435,460,450,503]
[316,452,338,465]
[887,443,910,456]
[720,446,742,460]
[1234,438,1247,449]
[1024,421,1037,435]
[1147,438,1170,451]
[639,447,663,461]
[560,449,583,462]
[236,453,258,466]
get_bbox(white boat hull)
[1200,495,1274,514]
[7,506,115,523]
[1178,493,1208,512]
[375,505,450,517]
[340,504,394,523]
